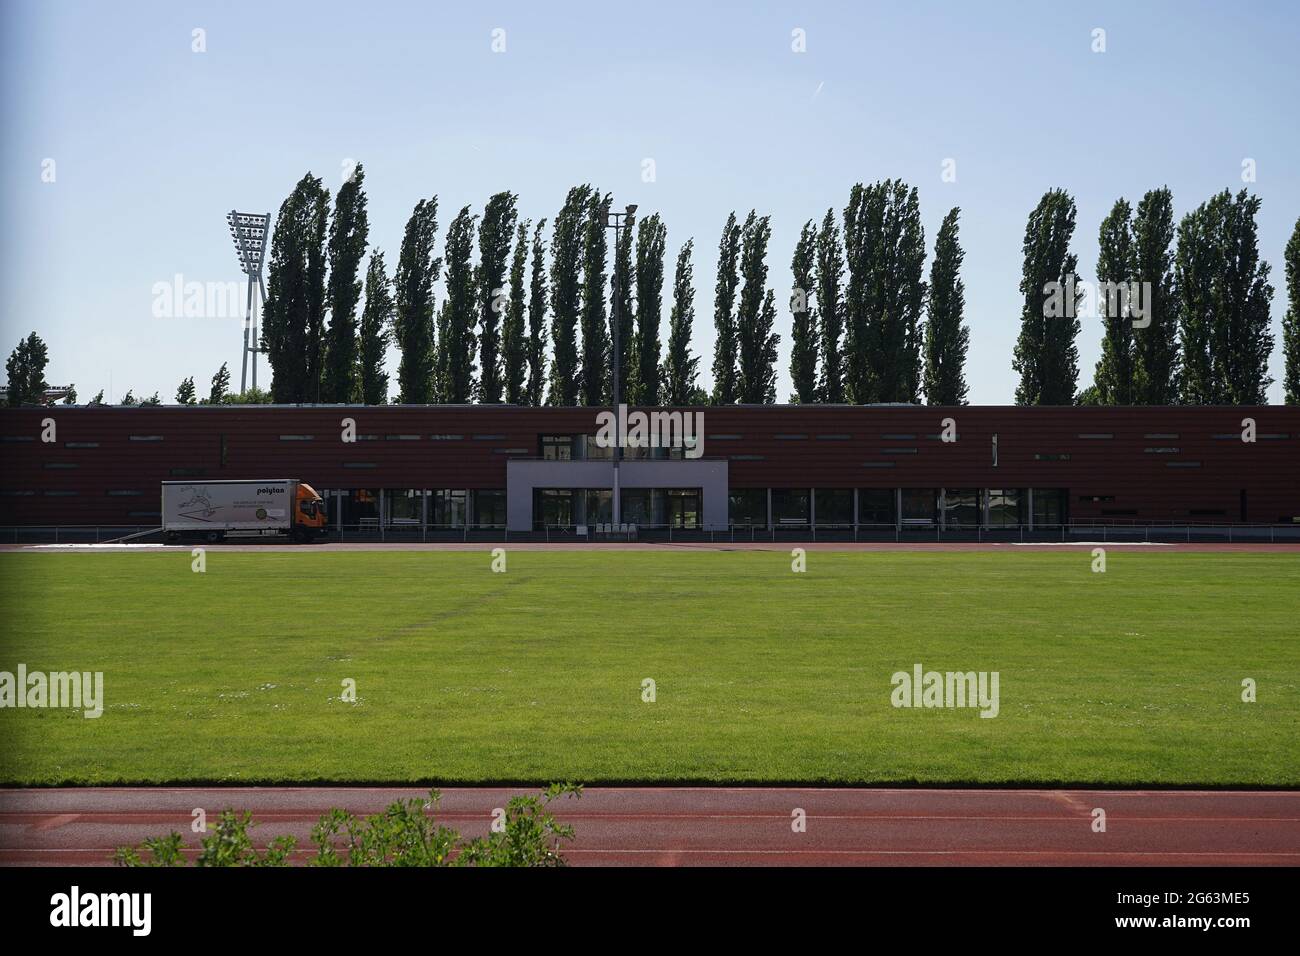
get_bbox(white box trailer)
[161,479,325,542]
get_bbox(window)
[341,489,380,526]
[107,490,142,497]
[815,489,852,527]
[1077,433,1113,439]
[385,490,424,527]
[65,441,99,448]
[474,490,507,528]
[533,489,573,529]
[1078,495,1115,503]
[279,435,314,441]
[43,463,77,469]
[882,447,918,454]
[901,489,937,526]
[987,489,1024,527]
[430,434,463,441]
[858,489,896,527]
[473,434,505,441]
[1144,447,1179,454]
[729,489,767,528]
[343,462,377,469]
[861,462,895,469]
[168,467,206,477]
[385,434,420,441]
[129,435,163,442]
[775,434,807,440]
[881,434,916,440]
[1166,461,1201,468]
[666,489,700,529]
[817,434,851,441]
[1034,453,1071,462]
[942,489,980,528]
[772,488,810,526]
[1032,488,1068,526]
[431,489,467,528]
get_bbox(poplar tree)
[1013,188,1082,405]
[1214,190,1275,405]
[475,191,518,403]
[441,206,479,403]
[1131,187,1180,405]
[633,212,667,405]
[815,208,844,403]
[1177,190,1275,404]
[502,219,530,405]
[323,162,369,402]
[662,240,700,406]
[1176,197,1221,405]
[842,182,885,403]
[175,376,196,405]
[1283,216,1300,405]
[870,181,926,403]
[208,362,231,404]
[392,197,440,403]
[788,219,819,403]
[548,186,591,405]
[359,250,393,405]
[1093,198,1136,405]
[710,212,742,404]
[4,332,48,406]
[526,219,549,406]
[923,207,969,405]
[262,172,329,403]
[736,212,779,404]
[580,190,611,405]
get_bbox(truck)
[161,479,327,543]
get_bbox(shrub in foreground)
[114,784,581,868]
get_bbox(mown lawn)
[0,549,1296,786]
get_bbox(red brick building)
[1,404,1297,535]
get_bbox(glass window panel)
[815,489,853,526]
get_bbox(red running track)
[2,787,1297,867]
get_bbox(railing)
[2,521,1297,546]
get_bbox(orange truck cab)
[294,483,327,540]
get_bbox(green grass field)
[0,549,1297,786]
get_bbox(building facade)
[1,404,1297,534]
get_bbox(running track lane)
[1,788,1297,866]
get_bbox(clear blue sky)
[2,0,1297,404]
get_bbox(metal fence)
[3,521,1298,545]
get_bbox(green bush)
[115,784,581,868]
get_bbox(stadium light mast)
[605,201,636,529]
[226,211,270,394]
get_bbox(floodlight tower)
[226,211,270,393]
[605,201,637,528]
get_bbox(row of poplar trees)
[1014,187,1297,406]
[258,167,1300,408]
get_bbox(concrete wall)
[506,458,729,531]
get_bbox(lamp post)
[227,211,270,394]
[606,202,636,529]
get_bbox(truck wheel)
[205,531,221,544]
